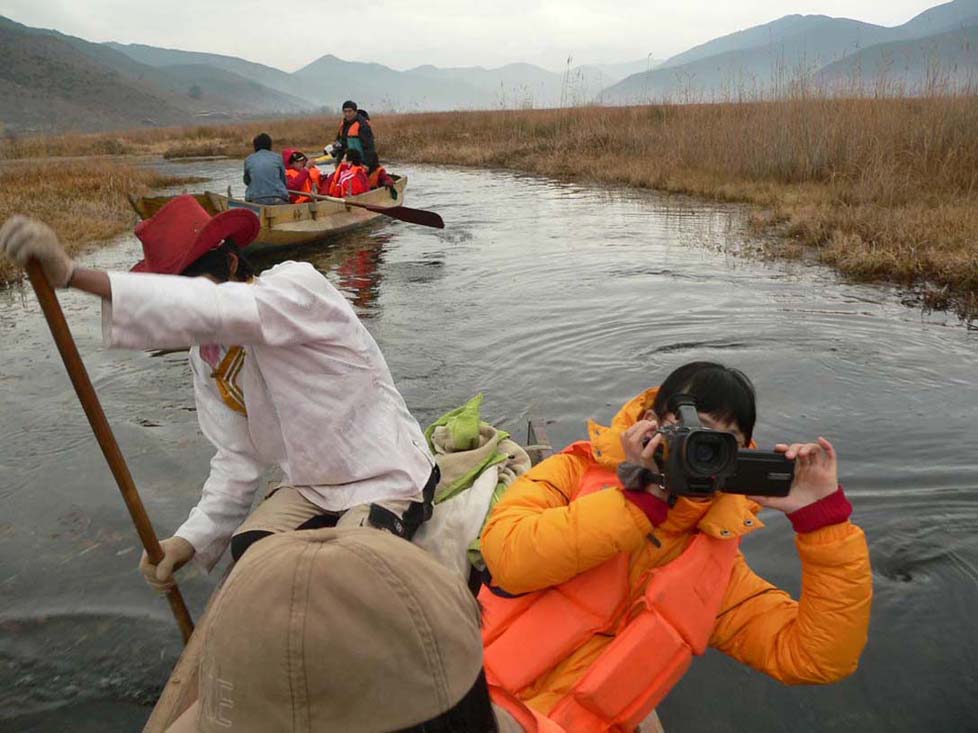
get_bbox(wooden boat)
[128,175,407,252]
[143,420,555,733]
[141,418,664,732]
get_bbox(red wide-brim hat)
[131,194,261,274]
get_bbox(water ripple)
[2,160,977,730]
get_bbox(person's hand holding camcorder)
[621,419,660,469]
[620,419,670,502]
[750,437,838,514]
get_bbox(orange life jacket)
[327,162,347,198]
[491,685,567,733]
[368,166,389,189]
[286,167,314,204]
[338,119,361,138]
[480,442,740,733]
[337,119,364,157]
[326,170,341,198]
[307,165,322,190]
[329,163,369,198]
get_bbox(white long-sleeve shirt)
[102,260,434,570]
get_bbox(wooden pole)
[25,260,195,644]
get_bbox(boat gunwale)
[131,176,407,250]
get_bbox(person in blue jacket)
[243,132,289,204]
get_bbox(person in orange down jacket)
[479,361,873,733]
[323,149,370,198]
[282,148,320,203]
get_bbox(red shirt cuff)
[625,491,670,527]
[787,486,852,533]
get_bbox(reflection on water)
[1,161,977,732]
[251,229,392,319]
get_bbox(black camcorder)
[645,394,794,498]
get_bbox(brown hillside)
[0,23,190,132]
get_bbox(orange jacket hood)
[586,387,764,539]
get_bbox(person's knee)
[231,530,273,562]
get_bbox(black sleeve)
[360,121,376,154]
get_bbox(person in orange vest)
[323,149,370,198]
[282,148,321,204]
[479,361,872,732]
[367,161,395,189]
[334,100,378,168]
[368,161,399,200]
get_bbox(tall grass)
[375,98,978,306]
[0,161,201,283]
[3,91,977,311]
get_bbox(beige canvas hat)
[167,527,485,733]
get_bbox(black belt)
[368,464,440,540]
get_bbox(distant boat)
[128,176,407,251]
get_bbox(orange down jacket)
[480,387,873,717]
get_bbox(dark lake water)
[1,160,976,731]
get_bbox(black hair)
[652,362,756,443]
[346,149,363,166]
[253,133,272,151]
[393,670,498,733]
[342,100,358,111]
[180,239,255,282]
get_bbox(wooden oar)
[288,190,444,229]
[25,260,195,645]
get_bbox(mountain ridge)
[2,2,977,134]
[601,1,978,103]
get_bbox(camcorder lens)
[686,433,736,476]
[695,442,718,464]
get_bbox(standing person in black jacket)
[334,100,378,169]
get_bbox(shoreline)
[3,101,977,318]
[0,161,203,284]
[2,149,973,321]
[374,107,978,320]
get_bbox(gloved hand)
[0,215,75,287]
[386,185,398,201]
[139,536,196,593]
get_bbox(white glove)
[0,215,75,288]
[139,536,196,593]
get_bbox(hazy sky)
[0,0,945,71]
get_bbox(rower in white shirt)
[0,197,438,591]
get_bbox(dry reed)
[0,161,201,283]
[3,94,977,312]
[373,100,978,309]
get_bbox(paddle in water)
[288,190,445,229]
